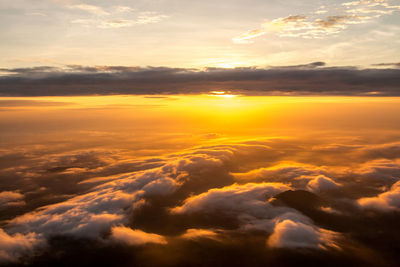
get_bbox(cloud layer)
[1,137,400,265]
[1,64,400,96]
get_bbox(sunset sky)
[1,0,400,68]
[1,1,400,267]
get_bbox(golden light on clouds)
[1,94,400,265]
[1,0,400,265]
[208,91,238,98]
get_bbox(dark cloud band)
[1,63,400,96]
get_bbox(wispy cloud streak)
[233,0,400,42]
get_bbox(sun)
[208,91,238,98]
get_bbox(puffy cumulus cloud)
[7,167,181,239]
[170,181,343,241]
[233,0,400,41]
[172,183,342,250]
[180,228,221,241]
[3,138,400,264]
[306,175,342,193]
[267,219,339,250]
[241,210,313,233]
[358,181,400,211]
[0,149,233,263]
[1,65,400,96]
[0,191,25,208]
[0,147,169,203]
[171,183,302,234]
[110,226,167,245]
[232,162,326,187]
[170,182,291,217]
[0,229,43,264]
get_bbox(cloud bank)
[1,64,400,96]
[1,138,400,265]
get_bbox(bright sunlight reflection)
[208,91,238,98]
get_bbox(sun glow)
[208,91,238,98]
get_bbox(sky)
[1,0,400,69]
[1,1,400,266]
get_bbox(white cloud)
[136,12,169,25]
[306,175,341,193]
[170,182,291,216]
[358,181,400,211]
[0,151,227,263]
[233,0,400,42]
[67,4,109,16]
[7,167,181,239]
[114,6,134,13]
[72,11,169,29]
[267,219,339,249]
[232,30,266,44]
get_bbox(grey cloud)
[0,229,43,264]
[0,65,400,96]
[315,15,361,28]
[372,62,400,68]
[275,61,326,69]
[0,100,71,107]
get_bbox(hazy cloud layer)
[1,64,400,96]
